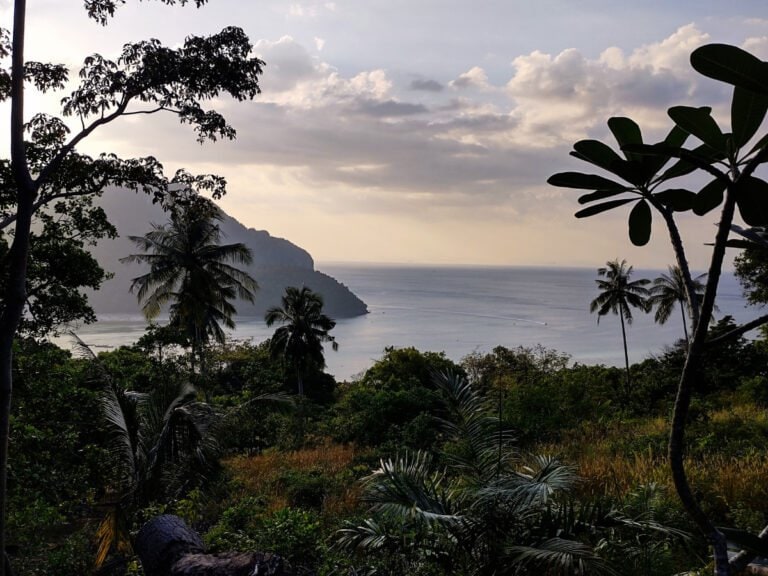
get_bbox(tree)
[82,338,217,568]
[265,286,338,397]
[733,226,768,306]
[549,43,768,575]
[589,259,649,395]
[648,265,707,344]
[0,2,264,572]
[0,194,117,338]
[122,195,258,378]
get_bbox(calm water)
[62,264,756,381]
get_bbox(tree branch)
[705,313,768,347]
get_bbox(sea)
[59,264,757,382]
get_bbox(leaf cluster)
[549,44,768,246]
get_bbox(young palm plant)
[72,336,218,568]
[336,370,617,576]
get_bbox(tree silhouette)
[648,265,707,344]
[550,44,768,573]
[265,286,338,397]
[122,197,257,378]
[0,3,263,569]
[589,259,649,394]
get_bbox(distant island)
[86,189,368,319]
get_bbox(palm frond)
[507,537,619,576]
[362,452,462,526]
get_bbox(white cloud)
[314,37,326,51]
[450,66,491,90]
[743,36,768,59]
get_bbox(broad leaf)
[658,144,726,181]
[572,140,624,172]
[653,188,696,212]
[691,44,768,95]
[668,106,726,152]
[578,189,631,205]
[547,172,628,191]
[735,176,768,227]
[644,125,690,177]
[725,239,760,249]
[575,198,635,218]
[572,140,647,185]
[732,86,768,148]
[694,179,727,216]
[746,131,768,159]
[628,199,652,246]
[608,117,643,162]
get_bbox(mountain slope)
[86,189,368,319]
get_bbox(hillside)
[86,189,368,319]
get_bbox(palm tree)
[337,371,685,575]
[647,265,707,344]
[265,286,338,397]
[121,197,257,375]
[69,334,217,568]
[590,259,650,394]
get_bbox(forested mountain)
[86,189,368,318]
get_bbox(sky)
[2,1,768,269]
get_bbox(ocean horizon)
[59,263,757,381]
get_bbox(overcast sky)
[3,1,768,268]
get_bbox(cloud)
[85,25,750,233]
[410,78,444,92]
[505,25,711,143]
[450,66,491,90]
[743,36,768,58]
[314,37,326,51]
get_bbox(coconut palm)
[647,265,707,344]
[265,286,338,396]
[121,197,257,374]
[590,259,650,394]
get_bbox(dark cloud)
[353,99,429,117]
[409,78,444,92]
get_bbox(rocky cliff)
[86,189,368,319]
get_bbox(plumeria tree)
[549,44,768,575]
[0,1,264,571]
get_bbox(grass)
[534,402,768,519]
[224,442,363,518]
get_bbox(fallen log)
[135,515,297,576]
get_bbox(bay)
[61,264,756,381]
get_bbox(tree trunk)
[680,299,689,344]
[619,310,631,401]
[669,190,737,576]
[0,3,35,573]
[135,514,298,576]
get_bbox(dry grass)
[224,443,362,517]
[535,405,768,514]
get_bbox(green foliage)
[0,195,116,337]
[266,286,339,397]
[123,195,257,353]
[734,237,768,305]
[205,499,322,568]
[329,348,461,449]
[337,371,687,576]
